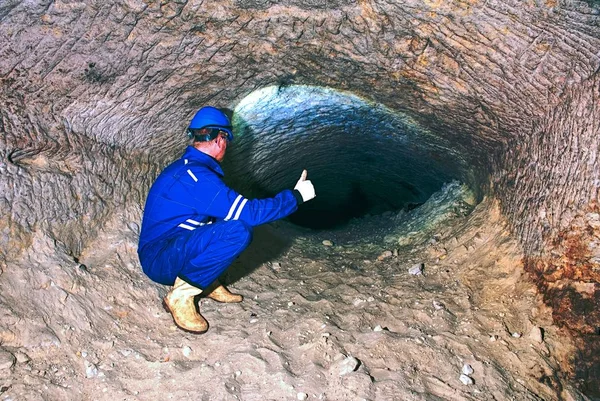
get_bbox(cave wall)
[1,0,599,380]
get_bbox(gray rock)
[462,364,474,375]
[84,361,99,378]
[459,374,474,385]
[338,356,360,376]
[0,350,16,370]
[408,263,424,275]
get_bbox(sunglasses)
[206,127,233,142]
[192,127,233,142]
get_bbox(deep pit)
[224,85,476,229]
[1,0,599,399]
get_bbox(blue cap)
[189,106,233,140]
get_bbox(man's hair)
[190,128,219,144]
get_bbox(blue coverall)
[138,146,301,289]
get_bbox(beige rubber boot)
[206,282,243,303]
[163,277,208,333]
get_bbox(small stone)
[182,346,192,358]
[14,351,30,364]
[338,356,360,376]
[321,332,331,337]
[432,300,445,310]
[459,374,474,385]
[528,326,544,343]
[288,301,295,306]
[462,364,474,375]
[352,298,365,306]
[489,335,498,342]
[393,249,399,257]
[297,392,308,400]
[322,240,334,246]
[0,350,16,370]
[377,250,393,261]
[271,262,281,270]
[119,349,133,357]
[408,263,424,275]
[235,370,242,377]
[512,332,522,338]
[373,325,383,332]
[249,318,258,323]
[84,361,98,378]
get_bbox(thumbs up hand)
[294,169,316,203]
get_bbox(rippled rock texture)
[1,0,599,396]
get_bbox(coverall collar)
[184,146,225,177]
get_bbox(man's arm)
[193,170,315,227]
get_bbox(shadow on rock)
[221,224,294,285]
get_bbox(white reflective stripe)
[184,159,188,165]
[187,169,198,182]
[225,195,243,221]
[233,198,248,220]
[186,219,202,226]
[178,223,196,230]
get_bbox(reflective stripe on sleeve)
[178,223,196,230]
[225,195,243,221]
[233,198,248,220]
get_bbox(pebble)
[322,240,334,246]
[14,351,30,364]
[373,325,383,332]
[297,392,308,400]
[432,300,445,310]
[0,350,16,370]
[182,346,192,358]
[84,361,98,378]
[462,364,474,375]
[271,262,281,270]
[377,250,393,261]
[338,356,360,376]
[408,263,424,275]
[459,374,474,385]
[512,332,522,338]
[528,326,544,343]
[489,335,498,342]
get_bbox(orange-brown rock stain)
[523,202,600,396]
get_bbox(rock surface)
[0,0,599,398]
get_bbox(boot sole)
[162,299,208,334]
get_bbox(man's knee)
[222,220,253,247]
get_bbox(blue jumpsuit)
[138,146,301,289]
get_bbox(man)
[138,106,316,333]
